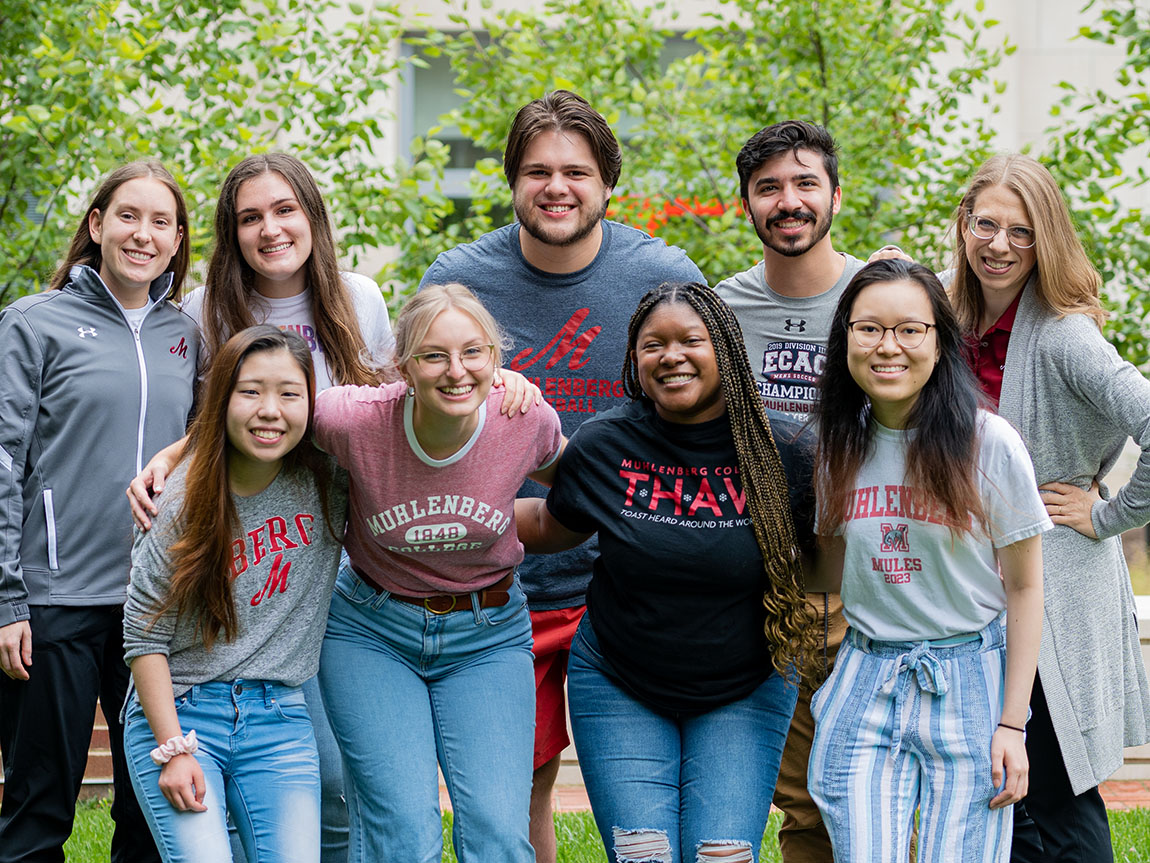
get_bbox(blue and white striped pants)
[808,617,1012,862]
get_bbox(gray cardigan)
[1000,279,1150,793]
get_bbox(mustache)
[766,209,818,227]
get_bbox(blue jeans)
[124,681,320,863]
[318,563,535,863]
[568,617,798,863]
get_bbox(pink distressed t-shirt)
[314,381,562,595]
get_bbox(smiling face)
[963,184,1038,308]
[402,307,496,428]
[226,347,310,488]
[511,129,612,253]
[88,177,183,307]
[633,302,725,425]
[742,148,841,259]
[846,279,940,429]
[235,171,314,298]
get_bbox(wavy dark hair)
[201,153,381,386]
[50,161,190,300]
[815,259,986,538]
[736,120,839,202]
[623,282,820,685]
[153,326,340,648]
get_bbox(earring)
[406,383,415,397]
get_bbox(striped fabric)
[808,618,1013,862]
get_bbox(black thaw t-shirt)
[547,400,815,714]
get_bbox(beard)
[513,194,609,249]
[753,202,835,258]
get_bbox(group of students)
[0,92,1147,863]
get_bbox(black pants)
[0,605,160,863]
[1009,675,1114,863]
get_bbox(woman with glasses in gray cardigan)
[949,153,1150,863]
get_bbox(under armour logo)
[783,319,806,333]
[77,327,98,339]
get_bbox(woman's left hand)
[1039,480,1101,539]
[989,725,1029,808]
[495,368,544,416]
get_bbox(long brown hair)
[49,161,190,300]
[949,153,1104,332]
[202,153,380,386]
[155,326,338,649]
[622,282,820,686]
[815,260,987,539]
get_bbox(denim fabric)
[809,618,1012,863]
[568,618,797,863]
[318,562,535,863]
[124,681,320,863]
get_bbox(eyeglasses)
[411,344,495,372]
[966,212,1036,249]
[847,320,935,349]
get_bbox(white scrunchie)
[150,730,198,765]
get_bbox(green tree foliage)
[0,0,450,306]
[1042,0,1150,366]
[414,0,1008,282]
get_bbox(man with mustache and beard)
[420,90,702,863]
[715,120,864,863]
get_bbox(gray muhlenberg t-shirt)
[715,254,864,419]
[123,461,348,696]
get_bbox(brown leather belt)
[355,567,514,614]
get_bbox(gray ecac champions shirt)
[715,254,864,420]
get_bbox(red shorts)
[531,605,585,770]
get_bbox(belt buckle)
[424,595,458,614]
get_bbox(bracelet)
[150,730,198,765]
[997,722,1026,733]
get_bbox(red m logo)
[509,309,601,372]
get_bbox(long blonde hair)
[949,154,1103,332]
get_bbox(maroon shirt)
[966,290,1023,410]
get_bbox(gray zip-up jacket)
[0,265,198,627]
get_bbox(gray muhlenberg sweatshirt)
[123,461,348,694]
[0,266,198,628]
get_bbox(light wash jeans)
[808,616,1012,862]
[124,681,320,863]
[318,562,535,863]
[568,617,798,863]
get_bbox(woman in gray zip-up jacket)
[0,161,198,863]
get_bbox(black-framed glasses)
[966,212,1036,249]
[847,320,935,349]
[411,344,495,372]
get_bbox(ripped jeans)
[568,617,797,863]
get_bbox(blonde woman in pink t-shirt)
[311,283,564,863]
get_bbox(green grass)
[63,798,1150,862]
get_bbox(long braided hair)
[622,282,820,685]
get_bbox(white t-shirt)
[119,298,154,331]
[837,411,1051,641]
[182,272,393,391]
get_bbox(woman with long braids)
[807,260,1047,862]
[517,281,817,863]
